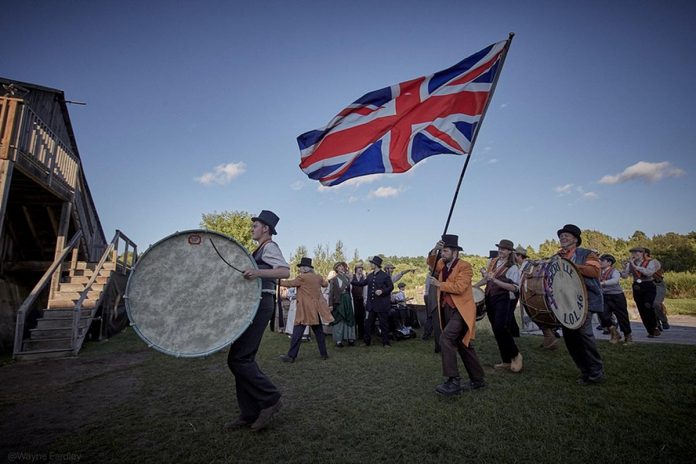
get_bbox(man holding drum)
[225,210,290,432]
[427,234,486,396]
[556,224,605,385]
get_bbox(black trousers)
[227,294,281,421]
[632,281,658,334]
[288,323,327,359]
[601,293,632,334]
[561,314,603,379]
[486,294,519,363]
[440,305,484,382]
[353,295,366,339]
[364,310,390,346]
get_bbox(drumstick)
[209,238,245,274]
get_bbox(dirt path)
[0,350,151,454]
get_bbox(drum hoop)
[124,229,260,358]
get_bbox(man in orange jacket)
[427,234,486,396]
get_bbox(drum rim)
[124,229,260,358]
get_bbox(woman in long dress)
[329,262,357,347]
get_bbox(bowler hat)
[441,234,463,251]
[600,254,616,264]
[629,246,645,253]
[398,282,406,288]
[495,239,514,251]
[556,224,582,246]
[333,261,348,272]
[514,245,528,257]
[297,257,313,268]
[369,256,383,268]
[252,210,279,235]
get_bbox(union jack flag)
[298,40,510,186]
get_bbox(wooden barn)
[0,78,137,360]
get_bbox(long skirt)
[331,293,356,344]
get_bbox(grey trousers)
[440,305,484,382]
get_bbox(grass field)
[2,321,695,464]
[665,298,696,316]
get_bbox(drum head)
[544,257,588,330]
[125,230,261,357]
[472,287,485,304]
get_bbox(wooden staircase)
[13,230,137,360]
[16,262,116,359]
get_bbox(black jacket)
[352,269,393,313]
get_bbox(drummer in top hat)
[351,255,394,347]
[279,257,335,361]
[475,239,523,373]
[225,210,289,432]
[556,224,605,385]
[427,234,486,396]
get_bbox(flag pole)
[442,32,515,236]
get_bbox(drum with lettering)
[472,286,486,321]
[125,230,260,357]
[519,256,588,330]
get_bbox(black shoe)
[321,355,329,360]
[436,378,461,396]
[250,399,282,432]
[461,380,486,391]
[222,416,254,432]
[336,342,344,348]
[279,355,295,363]
[587,371,605,383]
[348,341,355,346]
[662,322,670,330]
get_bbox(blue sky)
[2,0,694,258]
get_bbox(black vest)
[252,241,277,293]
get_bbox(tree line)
[200,211,696,299]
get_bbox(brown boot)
[542,328,559,350]
[609,326,621,344]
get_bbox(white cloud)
[487,158,498,164]
[500,103,508,108]
[317,173,386,192]
[583,191,599,200]
[369,186,402,198]
[554,183,574,195]
[195,162,246,185]
[599,161,685,185]
[290,181,305,191]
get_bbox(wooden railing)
[0,96,80,189]
[12,231,83,358]
[71,230,137,354]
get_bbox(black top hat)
[369,256,383,268]
[495,239,514,251]
[252,210,280,235]
[297,257,313,268]
[441,234,463,251]
[557,224,582,246]
[600,254,616,264]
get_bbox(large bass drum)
[125,230,260,357]
[519,256,588,330]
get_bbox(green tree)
[200,210,254,251]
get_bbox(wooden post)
[0,99,20,242]
[49,201,73,300]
